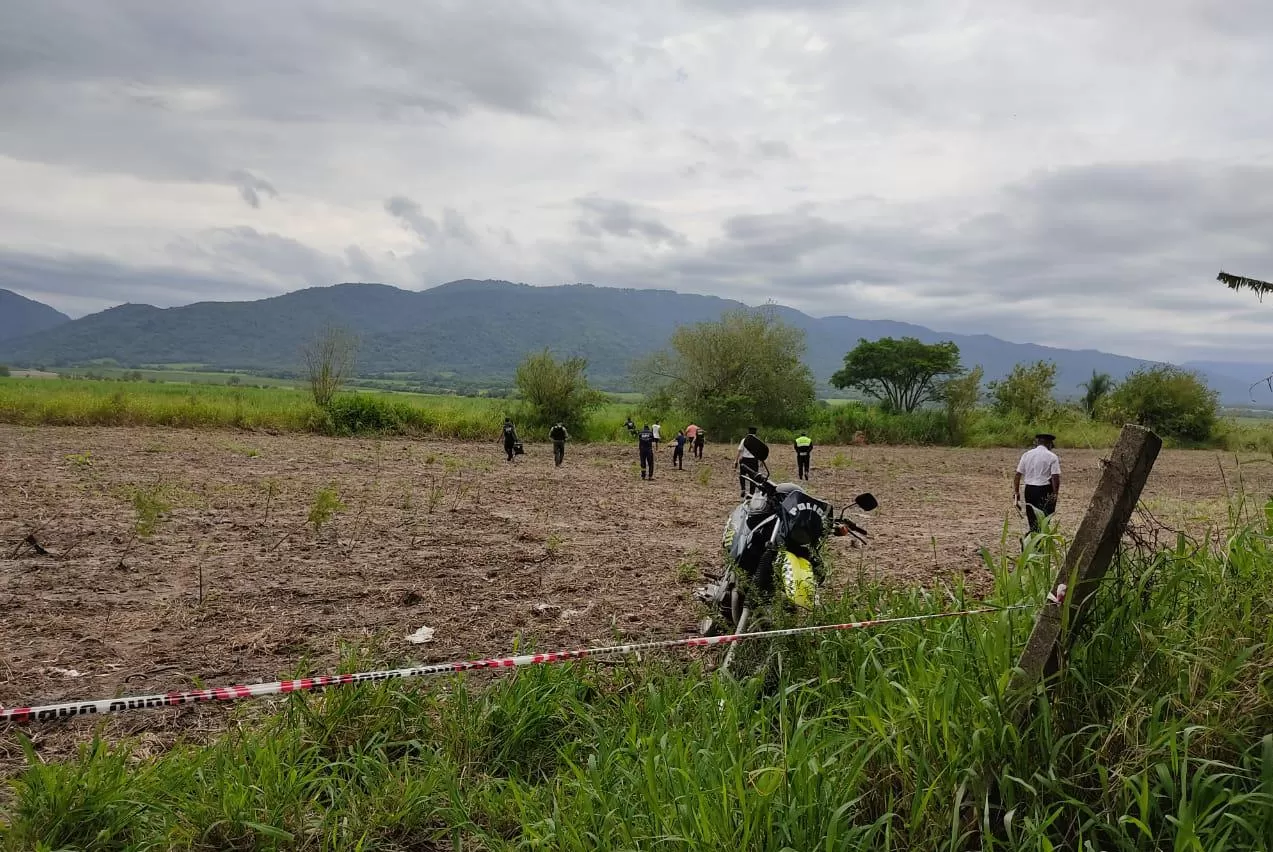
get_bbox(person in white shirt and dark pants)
[735,426,760,500]
[1014,433,1061,533]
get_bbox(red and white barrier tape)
[1,604,1031,724]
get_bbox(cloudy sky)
[2,0,1272,363]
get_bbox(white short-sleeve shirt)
[1016,445,1060,486]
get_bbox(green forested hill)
[0,279,1256,401]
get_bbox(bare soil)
[2,426,1270,768]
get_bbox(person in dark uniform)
[624,416,636,437]
[693,428,706,459]
[734,426,760,499]
[671,430,686,470]
[502,418,518,462]
[794,431,813,480]
[549,422,569,467]
[1014,433,1061,533]
[638,424,655,480]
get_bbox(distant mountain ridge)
[0,279,1262,404]
[0,288,70,343]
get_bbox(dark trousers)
[1023,484,1056,533]
[739,458,759,496]
[640,448,654,478]
[553,440,565,466]
[796,452,811,479]
[504,441,515,461]
[693,439,704,459]
[672,446,684,468]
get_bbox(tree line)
[300,310,1222,445]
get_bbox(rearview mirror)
[854,493,878,512]
[742,434,769,461]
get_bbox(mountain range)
[0,281,1267,405]
[0,288,70,343]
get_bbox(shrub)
[515,349,607,431]
[1103,365,1218,442]
[989,360,1057,422]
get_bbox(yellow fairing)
[781,552,817,609]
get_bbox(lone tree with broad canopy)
[634,308,815,435]
[832,337,962,413]
[515,349,607,430]
[302,325,358,408]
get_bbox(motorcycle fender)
[780,551,818,609]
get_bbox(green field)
[3,375,1273,451]
[3,518,1270,849]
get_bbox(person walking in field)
[502,417,519,462]
[671,430,686,470]
[638,424,656,480]
[651,421,662,446]
[693,428,706,459]
[685,423,698,446]
[549,422,569,467]
[794,431,813,480]
[624,416,636,437]
[734,426,760,499]
[1014,433,1061,533]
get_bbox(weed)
[675,558,699,584]
[426,477,446,514]
[545,533,565,556]
[830,451,850,470]
[696,466,712,487]
[308,486,345,534]
[259,478,280,526]
[131,486,171,538]
[65,450,93,468]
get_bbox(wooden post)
[1010,424,1162,693]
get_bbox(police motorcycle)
[695,434,878,645]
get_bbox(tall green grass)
[4,378,1272,450]
[4,509,1271,850]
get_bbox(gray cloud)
[575,197,687,247]
[385,196,439,242]
[384,197,479,248]
[0,1,1270,364]
[226,170,278,208]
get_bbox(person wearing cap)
[1014,433,1061,533]
[734,426,760,499]
[794,431,813,480]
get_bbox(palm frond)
[1218,270,1273,301]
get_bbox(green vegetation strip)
[3,517,1271,850]
[5,375,1273,450]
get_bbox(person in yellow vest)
[794,431,814,480]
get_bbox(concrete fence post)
[1010,423,1162,693]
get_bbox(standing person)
[734,426,760,499]
[549,421,569,467]
[1014,433,1061,533]
[651,421,662,446]
[671,430,686,470]
[685,423,698,445]
[693,428,706,459]
[638,423,655,480]
[794,431,813,480]
[624,416,636,437]
[501,418,518,462]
